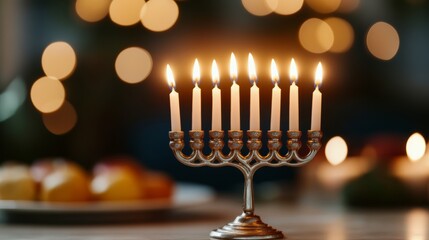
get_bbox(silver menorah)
[169,128,322,239]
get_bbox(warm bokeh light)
[406,209,428,240]
[41,41,76,80]
[109,0,145,26]
[166,64,175,89]
[273,0,304,15]
[248,53,257,82]
[193,59,200,84]
[406,133,426,162]
[241,0,274,16]
[325,136,348,166]
[305,0,342,13]
[30,76,66,113]
[315,62,323,85]
[299,18,334,54]
[366,22,400,60]
[42,101,77,135]
[75,0,111,23]
[270,59,279,83]
[289,58,298,82]
[140,0,179,32]
[211,60,220,86]
[326,220,346,240]
[337,0,360,13]
[325,17,354,53]
[230,53,238,81]
[317,156,371,189]
[115,47,152,84]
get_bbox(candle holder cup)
[169,129,322,239]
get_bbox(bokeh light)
[337,0,360,13]
[42,101,77,135]
[109,0,145,26]
[366,22,400,60]
[299,18,334,54]
[30,76,66,113]
[406,209,428,240]
[75,0,111,23]
[325,136,348,166]
[325,17,354,53]
[140,0,179,32]
[305,0,342,14]
[41,41,77,80]
[406,132,426,162]
[115,47,153,84]
[273,0,304,15]
[241,0,274,16]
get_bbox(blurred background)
[1,0,429,205]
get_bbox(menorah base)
[210,212,284,240]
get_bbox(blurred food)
[0,164,36,200]
[0,156,174,203]
[91,156,174,201]
[141,171,174,199]
[93,156,143,178]
[91,167,143,201]
[30,159,55,184]
[40,162,91,202]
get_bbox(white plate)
[0,183,214,222]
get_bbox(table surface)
[0,198,428,240]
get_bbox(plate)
[0,183,214,223]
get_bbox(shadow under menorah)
[169,128,322,239]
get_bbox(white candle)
[166,65,181,131]
[211,60,222,131]
[230,53,240,130]
[192,59,201,130]
[289,58,299,131]
[248,53,260,131]
[311,62,323,131]
[270,59,281,131]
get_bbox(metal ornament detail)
[169,130,322,240]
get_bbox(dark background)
[1,0,429,190]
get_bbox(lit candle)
[311,62,323,131]
[289,58,299,131]
[166,64,181,131]
[270,59,281,131]
[192,59,201,130]
[211,60,222,131]
[230,53,240,130]
[248,53,259,131]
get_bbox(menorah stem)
[243,174,254,214]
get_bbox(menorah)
[169,129,322,239]
[167,54,323,239]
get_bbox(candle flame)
[193,59,200,84]
[211,60,220,86]
[289,58,298,83]
[230,52,237,82]
[248,53,257,83]
[315,62,323,86]
[406,132,426,162]
[271,59,279,84]
[166,64,175,89]
[325,136,348,166]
